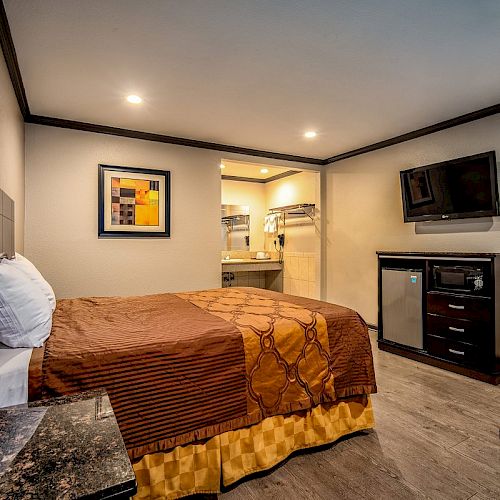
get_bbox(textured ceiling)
[5,0,500,158]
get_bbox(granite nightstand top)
[0,390,137,499]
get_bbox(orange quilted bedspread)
[30,287,376,460]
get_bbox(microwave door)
[439,270,465,290]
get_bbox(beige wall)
[221,179,266,251]
[326,114,500,325]
[265,171,320,254]
[265,171,321,299]
[25,125,222,298]
[0,50,25,251]
[25,124,314,298]
[265,171,317,210]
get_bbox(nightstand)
[0,389,137,499]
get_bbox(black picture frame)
[98,164,171,238]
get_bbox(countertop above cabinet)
[221,259,283,272]
[377,250,500,258]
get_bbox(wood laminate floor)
[216,332,500,500]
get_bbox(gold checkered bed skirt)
[133,395,374,499]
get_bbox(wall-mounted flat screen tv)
[400,151,499,222]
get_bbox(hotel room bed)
[26,286,377,499]
[0,191,376,498]
[1,192,375,499]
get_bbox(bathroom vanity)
[220,203,283,291]
[221,258,283,291]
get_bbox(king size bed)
[0,189,376,499]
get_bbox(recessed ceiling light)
[126,95,142,104]
[304,131,317,138]
[219,163,225,169]
[260,168,269,174]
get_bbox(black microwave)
[430,264,488,295]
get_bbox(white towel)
[264,215,270,233]
[264,213,279,234]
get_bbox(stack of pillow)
[0,254,56,348]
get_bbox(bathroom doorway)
[220,159,321,298]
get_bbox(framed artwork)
[98,164,170,238]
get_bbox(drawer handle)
[448,348,465,356]
[448,304,465,310]
[448,326,465,333]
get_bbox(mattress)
[0,345,33,408]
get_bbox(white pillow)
[0,261,53,348]
[5,253,56,312]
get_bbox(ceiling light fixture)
[260,168,269,174]
[126,95,142,104]
[219,163,225,169]
[304,131,317,138]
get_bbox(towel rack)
[267,203,315,221]
[221,214,250,232]
[221,215,249,224]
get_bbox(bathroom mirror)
[221,204,250,251]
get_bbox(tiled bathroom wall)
[283,251,319,299]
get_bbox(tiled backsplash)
[283,252,319,299]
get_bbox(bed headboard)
[0,188,15,260]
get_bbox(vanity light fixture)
[304,131,317,138]
[126,95,142,104]
[219,163,226,169]
[260,168,269,174]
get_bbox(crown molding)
[26,114,325,165]
[0,0,29,118]
[324,103,500,164]
[1,0,499,165]
[221,170,300,184]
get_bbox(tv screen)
[400,151,499,222]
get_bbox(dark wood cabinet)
[377,251,499,385]
[427,292,491,322]
[426,313,487,346]
[426,334,483,366]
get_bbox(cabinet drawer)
[427,335,481,366]
[426,314,489,346]
[426,293,491,322]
